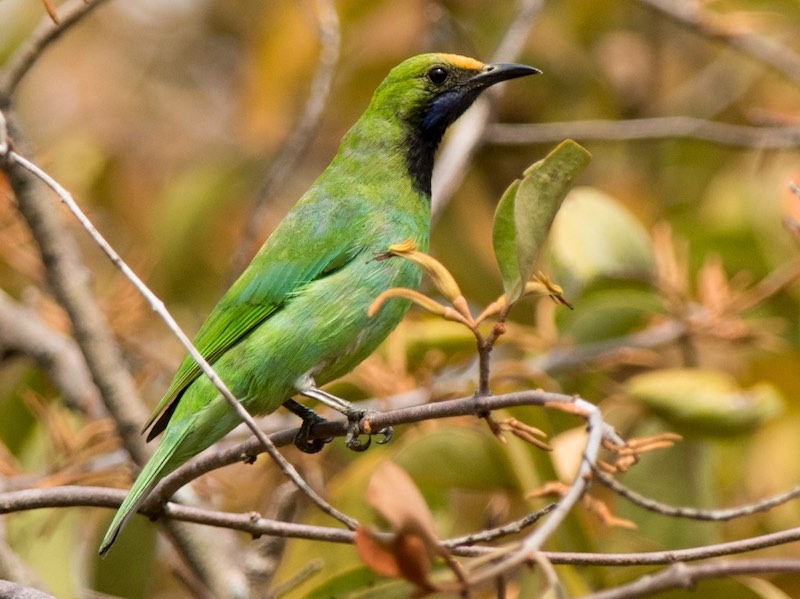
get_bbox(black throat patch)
[402,86,481,197]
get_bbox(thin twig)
[487,118,800,148]
[0,0,113,97]
[1,109,235,597]
[443,504,557,548]
[583,559,800,599]
[637,0,800,86]
[0,289,103,417]
[595,468,800,521]
[226,0,340,281]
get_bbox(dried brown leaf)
[367,461,438,550]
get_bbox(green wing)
[143,208,361,440]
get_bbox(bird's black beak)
[470,63,541,88]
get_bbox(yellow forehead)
[438,54,485,71]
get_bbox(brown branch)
[0,581,55,599]
[153,389,606,503]
[0,486,352,544]
[595,468,800,521]
[443,503,556,547]
[4,485,800,569]
[637,0,800,86]
[583,559,800,599]
[0,289,104,418]
[487,118,800,148]
[0,0,113,97]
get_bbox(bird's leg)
[299,386,393,452]
[282,399,333,454]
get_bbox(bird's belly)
[231,252,420,412]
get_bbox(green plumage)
[99,53,539,555]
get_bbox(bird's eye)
[427,66,448,85]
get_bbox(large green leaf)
[492,140,591,303]
[550,186,655,290]
[626,368,784,436]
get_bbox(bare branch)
[1,110,150,464]
[0,0,113,97]
[5,485,800,569]
[583,559,800,599]
[443,503,556,547]
[155,389,614,502]
[487,118,800,148]
[0,581,55,599]
[595,468,800,521]
[638,0,800,86]
[0,486,352,544]
[1,106,241,599]
[0,289,103,418]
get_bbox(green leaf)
[550,187,655,291]
[492,140,591,303]
[492,178,522,299]
[626,368,784,436]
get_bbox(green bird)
[99,53,539,555]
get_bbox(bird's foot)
[283,399,333,454]
[345,408,393,453]
[297,386,393,452]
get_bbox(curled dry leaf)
[475,272,571,324]
[367,461,438,544]
[582,494,637,530]
[499,417,552,452]
[528,481,636,529]
[359,462,467,595]
[368,288,472,327]
[604,432,682,472]
[385,242,473,324]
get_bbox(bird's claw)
[293,412,333,454]
[344,409,392,452]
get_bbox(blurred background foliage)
[1,0,800,597]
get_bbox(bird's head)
[367,53,541,195]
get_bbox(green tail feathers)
[99,435,181,557]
